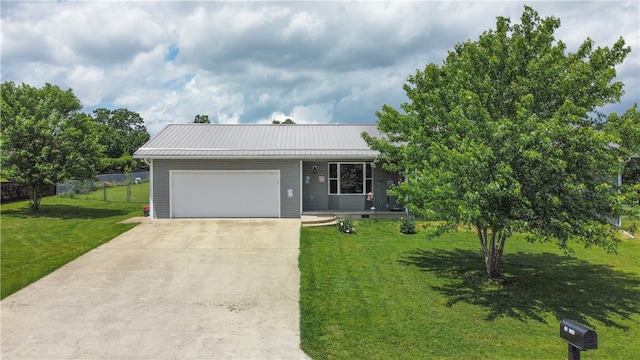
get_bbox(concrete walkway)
[1,219,310,359]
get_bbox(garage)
[170,170,281,218]
[134,124,381,219]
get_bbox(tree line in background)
[92,107,150,173]
[192,114,296,124]
[0,81,150,209]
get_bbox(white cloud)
[259,102,333,124]
[115,73,246,132]
[257,111,287,124]
[258,93,271,106]
[68,66,106,107]
[1,1,638,137]
[292,102,335,124]
[216,111,241,125]
[282,10,326,40]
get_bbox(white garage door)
[170,170,280,218]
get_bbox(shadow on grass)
[399,248,640,329]
[1,204,129,219]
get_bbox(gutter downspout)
[144,158,153,219]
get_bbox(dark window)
[328,163,372,194]
[329,163,338,178]
[365,163,372,193]
[329,164,338,193]
[340,163,363,194]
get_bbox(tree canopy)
[193,114,211,123]
[272,118,296,124]
[363,6,634,278]
[607,105,640,205]
[91,108,150,173]
[1,82,103,209]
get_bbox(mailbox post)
[560,319,598,360]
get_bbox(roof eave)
[133,154,380,161]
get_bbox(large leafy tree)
[92,108,150,173]
[1,82,103,210]
[364,6,633,278]
[607,106,640,206]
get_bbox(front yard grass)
[1,196,145,299]
[300,220,640,359]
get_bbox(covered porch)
[301,160,407,218]
[302,209,410,221]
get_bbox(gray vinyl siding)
[302,161,329,211]
[328,195,366,211]
[152,159,300,219]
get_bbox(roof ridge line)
[165,123,378,126]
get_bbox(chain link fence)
[56,171,150,203]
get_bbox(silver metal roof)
[134,124,383,159]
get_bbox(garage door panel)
[171,171,280,218]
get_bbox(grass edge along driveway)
[299,220,640,359]
[1,196,144,299]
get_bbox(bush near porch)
[300,220,640,359]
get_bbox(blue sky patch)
[165,44,179,62]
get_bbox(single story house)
[133,124,402,219]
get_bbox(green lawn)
[300,220,640,359]
[0,196,147,299]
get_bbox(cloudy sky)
[2,1,638,136]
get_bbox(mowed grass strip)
[300,220,640,359]
[1,196,145,299]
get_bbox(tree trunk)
[29,186,41,210]
[477,226,507,278]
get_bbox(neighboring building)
[133,124,402,219]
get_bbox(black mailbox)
[560,319,598,350]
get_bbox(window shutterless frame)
[328,162,372,195]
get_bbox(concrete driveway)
[1,219,310,359]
